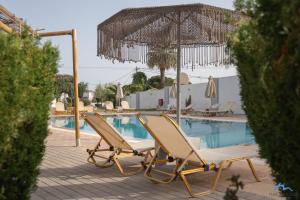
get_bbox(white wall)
[218,76,244,114]
[139,89,165,109]
[125,94,137,109]
[180,83,211,110]
[124,76,245,114]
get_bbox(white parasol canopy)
[116,83,124,106]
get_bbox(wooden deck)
[31,129,284,200]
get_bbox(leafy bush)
[224,175,244,200]
[147,75,174,89]
[0,30,59,199]
[54,74,74,99]
[78,81,88,99]
[82,98,91,106]
[229,0,300,197]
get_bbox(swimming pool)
[51,115,255,149]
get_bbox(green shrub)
[224,175,244,200]
[54,74,74,99]
[0,30,59,199]
[82,98,91,106]
[229,0,300,197]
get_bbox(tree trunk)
[160,67,165,88]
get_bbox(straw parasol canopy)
[97,4,241,65]
[97,3,241,123]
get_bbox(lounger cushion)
[194,145,258,164]
[128,140,155,153]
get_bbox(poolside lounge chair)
[137,114,260,197]
[162,104,193,115]
[182,104,193,115]
[199,101,235,116]
[85,105,94,112]
[121,100,135,111]
[104,101,120,112]
[78,101,85,112]
[82,113,154,176]
[55,102,67,115]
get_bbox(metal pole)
[72,29,80,147]
[176,12,181,125]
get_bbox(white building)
[83,90,95,102]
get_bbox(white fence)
[125,76,244,114]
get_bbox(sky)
[1,0,236,89]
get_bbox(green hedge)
[230,0,300,197]
[0,30,58,199]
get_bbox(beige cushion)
[105,101,114,110]
[195,145,258,164]
[55,102,65,112]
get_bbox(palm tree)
[147,45,176,88]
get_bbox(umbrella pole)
[176,11,181,125]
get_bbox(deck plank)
[31,129,282,200]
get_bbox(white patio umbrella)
[116,82,124,106]
[170,82,177,99]
[205,76,217,106]
[169,82,177,109]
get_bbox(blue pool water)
[51,115,255,149]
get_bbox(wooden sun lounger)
[82,113,154,176]
[104,101,120,112]
[198,101,235,116]
[137,114,260,197]
[54,102,67,115]
[121,100,136,112]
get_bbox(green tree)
[147,75,174,89]
[106,84,117,105]
[78,82,88,99]
[126,71,150,94]
[0,29,59,199]
[229,0,300,196]
[93,83,117,105]
[122,84,130,96]
[147,45,176,88]
[94,84,106,103]
[132,71,147,85]
[54,74,73,99]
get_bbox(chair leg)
[226,161,233,169]
[144,148,178,183]
[87,138,102,164]
[179,158,260,197]
[210,161,225,191]
[112,154,145,176]
[246,158,260,182]
[179,161,225,197]
[180,171,212,197]
[93,152,115,168]
[87,138,115,168]
[141,150,153,168]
